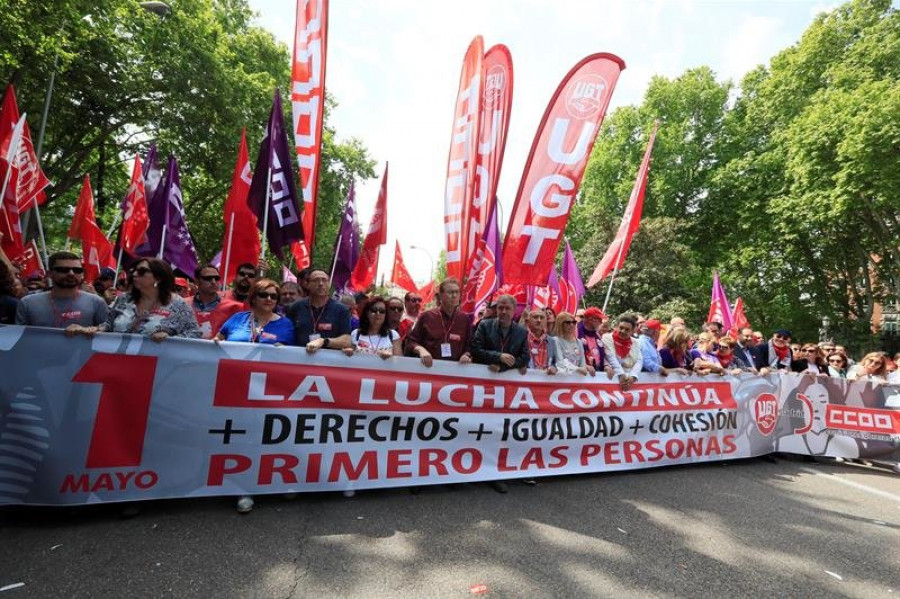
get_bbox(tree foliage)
[571,0,899,351]
[0,0,375,265]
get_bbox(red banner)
[120,156,149,255]
[350,164,388,290]
[390,240,417,292]
[465,44,512,267]
[17,239,44,278]
[502,53,625,286]
[291,0,329,268]
[221,130,260,285]
[587,121,657,287]
[443,36,484,281]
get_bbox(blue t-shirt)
[218,311,295,345]
[286,298,351,346]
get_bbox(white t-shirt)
[350,329,399,354]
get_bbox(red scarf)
[528,332,549,369]
[773,343,790,361]
[718,353,733,367]
[612,333,632,359]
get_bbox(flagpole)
[222,212,235,292]
[157,224,167,259]
[329,232,342,283]
[32,204,49,268]
[259,166,272,264]
[115,245,124,279]
[601,238,628,314]
[106,212,121,240]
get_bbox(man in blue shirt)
[286,268,351,351]
[639,319,671,375]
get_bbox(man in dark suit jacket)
[472,294,530,373]
[731,327,758,371]
[752,329,794,372]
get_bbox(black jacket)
[752,341,793,371]
[472,319,530,371]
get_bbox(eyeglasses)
[369,308,386,314]
[408,298,422,303]
[132,267,152,277]
[256,292,278,300]
[237,271,256,278]
[828,359,843,364]
[388,306,404,312]
[199,275,221,282]
[52,266,84,275]
[562,320,577,325]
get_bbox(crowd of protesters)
[2,251,899,510]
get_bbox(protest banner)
[0,325,897,506]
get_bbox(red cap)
[645,319,662,330]
[583,307,605,320]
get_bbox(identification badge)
[309,333,321,341]
[531,348,539,355]
[440,343,452,358]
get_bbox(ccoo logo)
[565,75,608,120]
[753,393,779,436]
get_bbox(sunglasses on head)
[256,291,278,300]
[199,275,221,282]
[52,266,84,275]
[132,267,152,277]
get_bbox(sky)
[247,0,840,283]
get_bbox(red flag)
[350,164,388,290]
[465,44,513,268]
[120,156,149,255]
[68,175,113,283]
[418,280,436,307]
[496,283,528,306]
[587,121,657,287]
[0,85,50,213]
[390,241,417,292]
[729,297,750,339]
[443,36,484,281]
[292,0,329,269]
[290,239,310,270]
[503,53,625,286]
[17,239,44,278]
[221,130,260,285]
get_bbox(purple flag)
[141,143,162,206]
[247,90,303,260]
[707,271,734,331]
[462,200,502,313]
[560,239,585,312]
[331,181,360,292]
[160,157,199,276]
[210,250,222,269]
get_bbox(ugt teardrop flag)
[465,44,513,270]
[443,36,484,281]
[291,0,329,268]
[587,121,658,287]
[248,91,304,261]
[502,53,625,286]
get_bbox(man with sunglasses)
[223,262,258,308]
[752,328,794,373]
[191,264,243,339]
[397,291,422,339]
[15,251,108,332]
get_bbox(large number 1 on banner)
[72,353,158,469]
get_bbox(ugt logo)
[565,75,608,120]
[753,393,779,436]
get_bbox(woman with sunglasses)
[792,344,829,376]
[826,352,848,378]
[215,279,295,346]
[552,311,595,376]
[97,258,200,341]
[344,296,401,359]
[847,352,889,383]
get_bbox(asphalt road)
[1,457,898,598]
